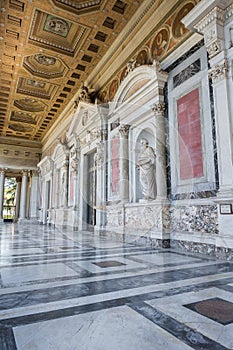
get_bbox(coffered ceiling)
[0,0,146,143]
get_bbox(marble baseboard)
[171,239,233,260]
[104,229,170,248]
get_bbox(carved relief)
[126,59,138,74]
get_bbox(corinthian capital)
[208,60,229,84]
[119,124,130,137]
[152,103,165,116]
[0,168,7,175]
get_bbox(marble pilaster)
[0,168,6,221]
[119,125,130,203]
[95,141,106,231]
[61,159,69,208]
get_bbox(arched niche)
[109,64,165,118]
[133,126,156,202]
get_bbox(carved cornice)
[194,6,225,58]
[208,60,229,84]
[194,7,225,33]
[119,124,130,137]
[152,102,165,116]
[225,3,233,23]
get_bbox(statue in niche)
[137,138,156,200]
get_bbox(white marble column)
[0,168,6,222]
[119,125,130,203]
[19,170,29,220]
[14,177,22,221]
[62,159,69,207]
[152,103,167,199]
[29,170,39,221]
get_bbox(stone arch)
[109,65,161,114]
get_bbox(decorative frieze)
[208,60,229,84]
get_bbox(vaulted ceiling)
[0,0,146,144]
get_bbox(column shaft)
[153,103,167,199]
[119,125,130,203]
[19,171,29,220]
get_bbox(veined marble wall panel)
[170,202,218,235]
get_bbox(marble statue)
[137,138,156,200]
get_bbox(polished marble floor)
[0,223,233,349]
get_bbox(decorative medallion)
[172,2,195,38]
[34,54,56,66]
[44,15,71,37]
[136,49,149,65]
[151,27,169,58]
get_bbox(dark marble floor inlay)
[184,297,233,325]
[92,260,127,268]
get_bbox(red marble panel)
[177,88,204,180]
[111,138,119,193]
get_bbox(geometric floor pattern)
[0,223,233,349]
